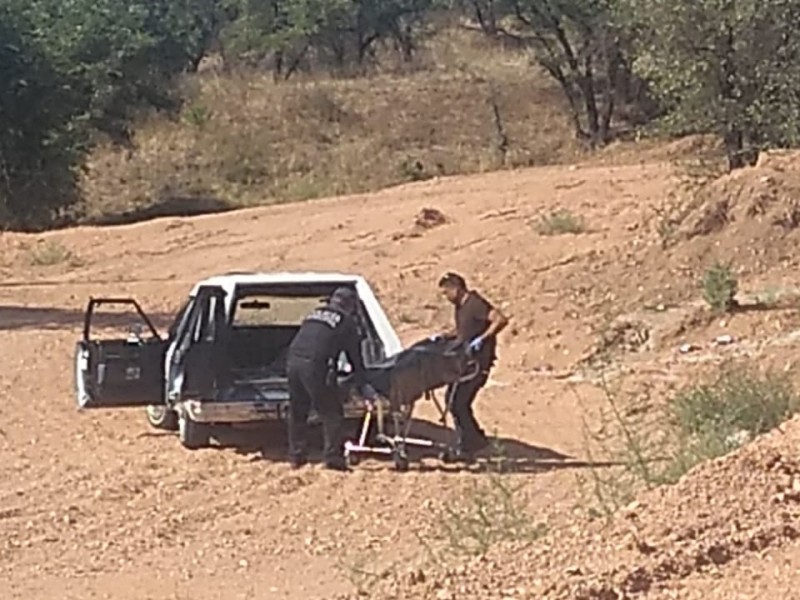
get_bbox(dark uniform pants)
[447,369,489,451]
[287,360,344,465]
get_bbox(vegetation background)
[3,0,800,230]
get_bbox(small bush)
[535,209,586,236]
[182,103,213,128]
[399,158,433,182]
[578,365,800,515]
[702,261,738,313]
[438,473,547,555]
[27,240,81,267]
[336,555,398,596]
[663,367,800,481]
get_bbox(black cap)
[330,287,357,313]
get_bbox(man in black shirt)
[434,272,509,460]
[286,287,373,471]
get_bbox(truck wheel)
[146,406,178,431]
[178,414,210,450]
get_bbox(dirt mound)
[414,207,448,230]
[680,158,800,239]
[614,151,800,313]
[366,418,800,599]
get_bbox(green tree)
[25,0,222,143]
[622,0,800,169]
[452,0,651,146]
[221,0,344,76]
[0,0,223,228]
[221,0,432,77]
[0,5,83,228]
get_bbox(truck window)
[232,295,326,327]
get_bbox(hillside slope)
[2,151,800,599]
[78,32,580,224]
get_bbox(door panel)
[76,339,167,409]
[74,297,168,409]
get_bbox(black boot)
[324,457,350,472]
[290,453,307,470]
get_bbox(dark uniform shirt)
[455,291,496,370]
[287,304,367,385]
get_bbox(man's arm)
[481,306,509,340]
[342,319,367,385]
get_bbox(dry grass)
[535,209,587,236]
[77,30,581,223]
[25,239,83,268]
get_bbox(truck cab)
[74,272,403,449]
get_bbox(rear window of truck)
[231,294,327,327]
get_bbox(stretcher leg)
[343,360,482,471]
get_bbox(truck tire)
[146,406,179,431]
[178,414,211,450]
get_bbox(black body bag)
[365,338,471,408]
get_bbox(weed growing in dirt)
[535,209,586,236]
[663,366,800,482]
[438,474,547,555]
[754,287,781,309]
[578,365,800,517]
[182,103,213,128]
[701,261,738,313]
[336,556,399,596]
[26,240,82,267]
[434,443,547,555]
[576,380,663,519]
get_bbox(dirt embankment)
[365,417,800,600]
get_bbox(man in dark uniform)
[286,287,373,471]
[433,272,509,461]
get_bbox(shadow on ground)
[182,418,619,475]
[0,305,177,333]
[408,419,620,474]
[84,195,234,227]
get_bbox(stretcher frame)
[343,362,481,471]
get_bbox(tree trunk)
[724,129,746,170]
[578,56,601,146]
[273,51,284,82]
[472,0,498,36]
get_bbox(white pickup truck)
[74,272,403,450]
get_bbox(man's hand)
[468,336,484,353]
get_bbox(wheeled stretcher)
[343,338,480,471]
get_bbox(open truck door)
[168,285,229,401]
[75,298,167,409]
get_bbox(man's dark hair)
[438,272,467,290]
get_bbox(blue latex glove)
[468,336,484,353]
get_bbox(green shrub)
[579,365,800,515]
[535,209,586,236]
[701,261,738,313]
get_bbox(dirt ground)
[2,150,800,599]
